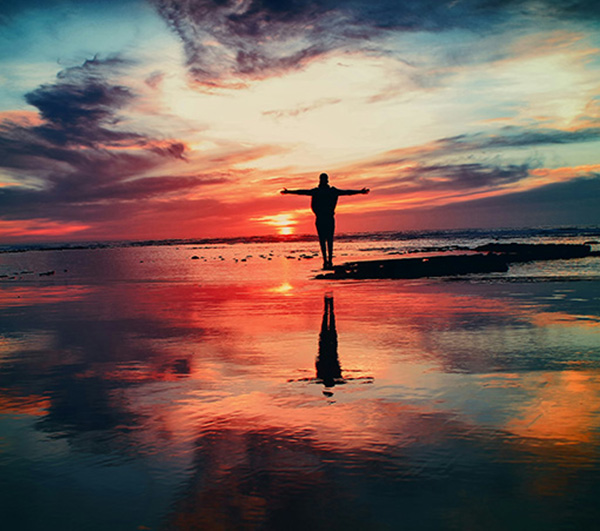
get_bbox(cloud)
[152,0,503,86]
[341,173,600,233]
[20,56,140,148]
[440,127,600,151]
[356,125,600,174]
[0,57,224,233]
[428,174,600,228]
[0,218,91,239]
[330,122,600,224]
[410,162,530,191]
[356,163,533,212]
[263,97,341,118]
[151,0,345,86]
[151,0,600,86]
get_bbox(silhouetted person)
[316,295,342,396]
[281,173,369,269]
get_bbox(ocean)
[1,226,600,530]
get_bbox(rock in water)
[317,254,509,280]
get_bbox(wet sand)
[1,242,599,530]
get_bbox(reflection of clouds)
[1,271,600,527]
[0,285,93,309]
[0,392,50,417]
[0,284,210,443]
[507,371,600,445]
[159,400,471,531]
[531,310,600,329]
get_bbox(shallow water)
[1,239,600,530]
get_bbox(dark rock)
[317,254,509,280]
[474,243,591,262]
[39,270,55,276]
[316,243,596,280]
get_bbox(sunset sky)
[1,0,599,242]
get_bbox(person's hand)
[280,188,289,194]
[361,187,370,194]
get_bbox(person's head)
[319,173,329,187]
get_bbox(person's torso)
[311,186,339,217]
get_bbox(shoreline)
[1,226,599,255]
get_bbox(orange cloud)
[0,110,43,127]
[0,218,90,239]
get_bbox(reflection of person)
[316,295,342,396]
[281,173,369,269]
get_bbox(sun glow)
[252,213,297,235]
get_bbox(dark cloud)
[21,56,138,148]
[0,173,225,215]
[440,127,600,151]
[347,174,600,231]
[152,0,342,85]
[374,162,531,196]
[431,174,600,227]
[344,122,600,212]
[363,126,600,173]
[0,57,222,228]
[416,162,529,190]
[25,79,131,132]
[151,0,600,85]
[152,0,460,84]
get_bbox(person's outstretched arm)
[337,187,370,196]
[280,188,314,195]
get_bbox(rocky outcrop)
[317,243,594,280]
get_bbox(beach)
[1,231,600,530]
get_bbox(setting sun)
[253,213,297,236]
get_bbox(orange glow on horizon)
[252,213,298,236]
[0,218,90,239]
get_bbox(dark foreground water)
[1,229,600,530]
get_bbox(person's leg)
[316,220,328,268]
[317,217,335,269]
[326,218,335,267]
[318,234,328,267]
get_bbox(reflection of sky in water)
[0,243,600,529]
